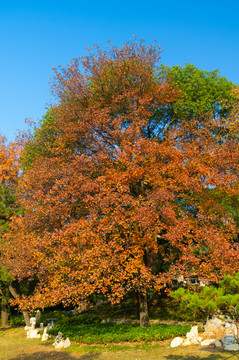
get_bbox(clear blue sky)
[1,0,239,142]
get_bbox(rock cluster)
[170,317,239,351]
[25,317,41,339]
[25,315,50,340]
[24,312,71,349]
[53,332,71,349]
[171,326,202,348]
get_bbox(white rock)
[53,332,63,346]
[225,322,237,336]
[170,337,184,347]
[191,338,201,344]
[182,339,191,346]
[204,318,223,333]
[224,343,239,351]
[201,339,216,346]
[64,337,71,348]
[221,334,236,346]
[27,328,40,339]
[186,326,200,344]
[30,317,37,329]
[54,340,65,349]
[41,328,49,341]
[215,340,222,348]
[186,326,198,340]
[211,317,224,328]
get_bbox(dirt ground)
[0,327,239,360]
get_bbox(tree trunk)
[135,291,140,319]
[8,284,30,327]
[1,289,8,328]
[22,310,30,327]
[139,292,149,327]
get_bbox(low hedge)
[48,321,191,344]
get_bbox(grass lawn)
[0,327,238,360]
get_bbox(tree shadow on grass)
[166,356,224,360]
[8,350,101,360]
[165,348,239,360]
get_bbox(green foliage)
[158,63,237,126]
[39,311,101,327]
[87,296,138,320]
[9,314,25,327]
[219,272,239,294]
[202,189,239,235]
[149,294,206,321]
[22,110,59,170]
[0,268,14,285]
[223,194,239,231]
[171,273,239,320]
[48,319,190,343]
[198,325,204,333]
[0,186,15,232]
[0,184,22,236]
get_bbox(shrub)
[48,321,191,344]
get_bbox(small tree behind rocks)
[172,273,239,338]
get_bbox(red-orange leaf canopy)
[2,40,239,310]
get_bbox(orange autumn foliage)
[2,40,239,312]
[0,135,21,227]
[0,135,20,186]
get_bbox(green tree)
[157,63,237,133]
[172,273,239,337]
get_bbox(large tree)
[2,40,239,326]
[0,135,20,327]
[0,135,31,327]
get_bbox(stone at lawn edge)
[170,337,184,347]
[30,317,37,329]
[53,332,63,347]
[200,339,217,346]
[186,326,200,344]
[224,344,239,351]
[203,318,225,339]
[64,338,71,348]
[225,322,237,336]
[41,328,48,341]
[182,339,191,346]
[54,340,65,349]
[204,317,223,331]
[221,334,236,346]
[214,340,223,348]
[203,317,238,339]
[169,317,238,350]
[186,325,198,339]
[27,328,40,339]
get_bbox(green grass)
[10,306,198,345]
[0,327,233,360]
[48,320,191,344]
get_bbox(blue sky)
[1,0,239,142]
